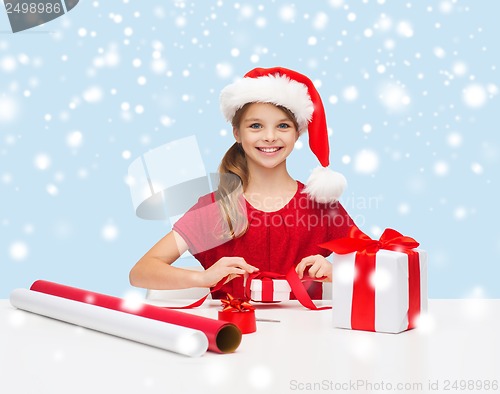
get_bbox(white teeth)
[258,147,280,153]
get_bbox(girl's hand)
[295,255,332,282]
[198,257,259,288]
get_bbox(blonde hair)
[217,103,298,239]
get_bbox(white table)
[1,299,499,394]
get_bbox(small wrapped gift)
[218,294,256,334]
[321,227,428,334]
[241,270,330,310]
[249,278,291,302]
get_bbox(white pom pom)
[304,166,347,203]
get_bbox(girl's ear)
[233,127,241,143]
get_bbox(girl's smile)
[256,146,283,154]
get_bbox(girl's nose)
[263,128,277,142]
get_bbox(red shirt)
[173,181,356,299]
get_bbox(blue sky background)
[0,0,499,299]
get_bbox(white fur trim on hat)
[220,74,314,133]
[304,166,347,203]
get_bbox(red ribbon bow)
[221,294,255,312]
[321,227,419,255]
[320,227,421,331]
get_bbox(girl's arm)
[129,231,201,290]
[129,230,259,290]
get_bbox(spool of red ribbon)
[218,294,256,334]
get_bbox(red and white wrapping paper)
[29,280,242,353]
[250,278,291,302]
[10,289,209,357]
[322,227,428,334]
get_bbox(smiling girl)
[130,67,357,299]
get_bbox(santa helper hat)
[220,66,346,203]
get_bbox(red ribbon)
[244,269,331,311]
[320,227,421,331]
[262,278,274,302]
[165,276,228,310]
[169,268,330,311]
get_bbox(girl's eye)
[249,123,262,129]
[278,123,291,129]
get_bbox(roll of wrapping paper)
[30,280,242,354]
[10,289,208,357]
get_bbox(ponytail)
[217,142,249,239]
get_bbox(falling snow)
[9,241,29,261]
[1,1,499,303]
[434,161,449,176]
[462,83,488,108]
[66,131,83,148]
[82,86,104,103]
[378,83,411,111]
[370,266,392,291]
[396,21,414,38]
[279,6,295,23]
[342,86,359,102]
[34,153,51,171]
[121,290,145,312]
[447,132,463,147]
[0,96,19,122]
[354,149,380,174]
[101,223,119,241]
[248,365,273,390]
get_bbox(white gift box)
[332,249,428,333]
[250,279,291,302]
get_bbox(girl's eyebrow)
[243,118,262,122]
[243,118,292,123]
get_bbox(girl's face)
[233,102,299,171]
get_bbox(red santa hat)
[220,66,346,203]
